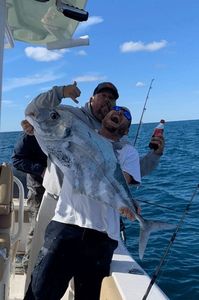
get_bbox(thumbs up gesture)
[63,81,81,103]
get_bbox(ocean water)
[0,120,199,300]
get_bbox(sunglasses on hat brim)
[112,106,132,121]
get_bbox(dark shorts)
[24,221,118,300]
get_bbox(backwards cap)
[93,82,119,100]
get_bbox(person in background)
[22,81,164,293]
[12,133,47,273]
[24,97,140,299]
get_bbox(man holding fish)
[23,81,165,300]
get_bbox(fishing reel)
[34,0,89,22]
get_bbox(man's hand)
[119,207,136,221]
[21,120,34,135]
[63,81,81,104]
[119,199,141,221]
[150,136,165,155]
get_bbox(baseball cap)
[93,82,119,100]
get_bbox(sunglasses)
[112,106,132,121]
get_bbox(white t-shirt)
[53,143,141,241]
[116,143,141,184]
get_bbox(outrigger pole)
[142,184,199,300]
[133,78,155,147]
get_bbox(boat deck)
[9,274,25,300]
[10,274,70,300]
[9,241,169,300]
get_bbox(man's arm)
[25,82,80,117]
[13,156,46,177]
[12,133,47,177]
[140,136,164,177]
[23,82,81,135]
[119,138,164,221]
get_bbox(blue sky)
[2,0,199,132]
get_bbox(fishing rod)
[142,184,199,300]
[134,78,155,147]
[121,79,155,242]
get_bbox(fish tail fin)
[139,218,175,260]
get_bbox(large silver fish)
[26,104,174,259]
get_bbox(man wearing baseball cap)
[87,82,120,124]
[93,82,119,100]
[23,81,164,300]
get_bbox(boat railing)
[11,177,24,245]
[0,163,25,300]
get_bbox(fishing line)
[142,183,199,300]
[134,78,155,147]
[136,198,179,212]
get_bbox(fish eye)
[50,111,60,120]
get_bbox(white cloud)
[76,50,87,56]
[25,47,69,62]
[136,81,145,87]
[76,16,104,33]
[120,40,168,53]
[2,100,13,105]
[2,100,20,108]
[3,71,63,92]
[73,74,106,83]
